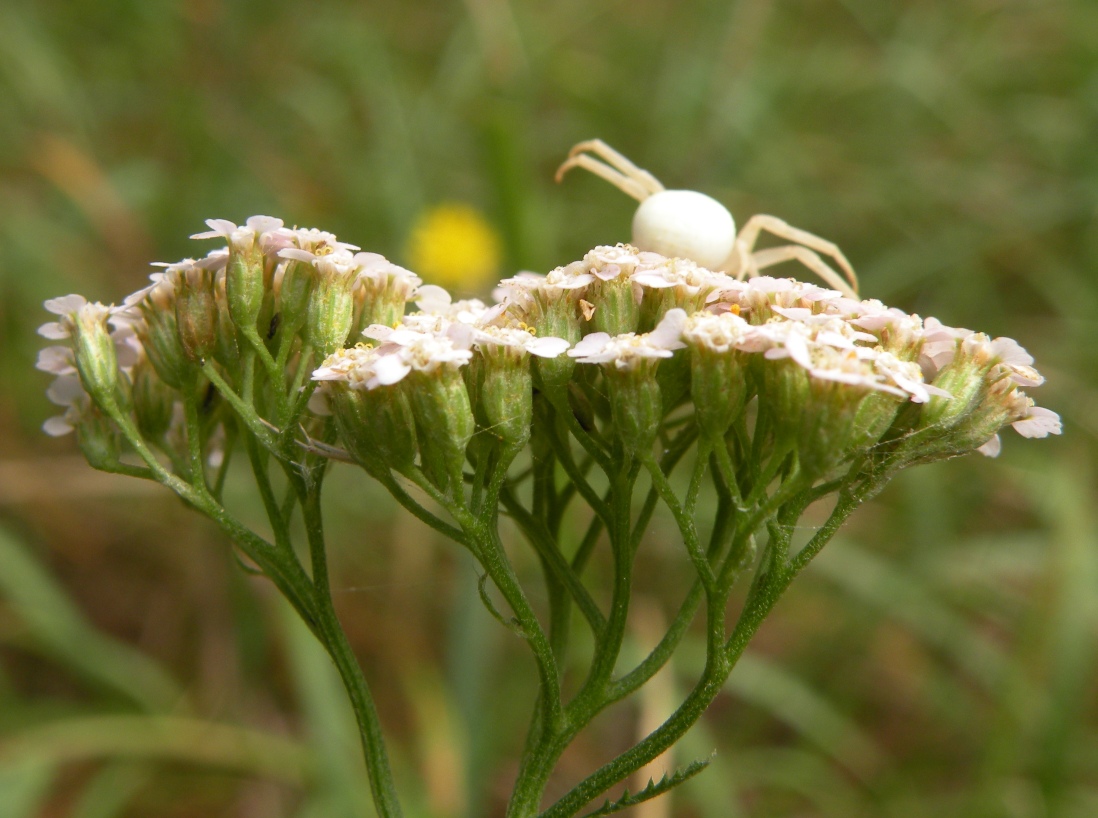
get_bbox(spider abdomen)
[631,189,736,270]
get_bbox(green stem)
[211,424,235,501]
[545,411,613,531]
[641,450,716,595]
[406,464,562,722]
[501,489,606,635]
[240,326,287,418]
[299,484,404,818]
[201,362,278,451]
[610,487,735,702]
[545,387,613,477]
[181,390,208,490]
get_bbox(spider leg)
[554,139,665,201]
[751,245,859,299]
[737,214,858,295]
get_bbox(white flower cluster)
[309,242,1059,459]
[316,286,571,397]
[39,221,1059,465]
[38,216,419,438]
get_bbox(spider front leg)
[734,214,859,296]
[751,245,858,299]
[555,139,666,202]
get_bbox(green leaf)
[579,756,712,818]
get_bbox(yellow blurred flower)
[405,203,502,292]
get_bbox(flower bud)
[690,348,747,440]
[531,299,582,391]
[795,380,868,478]
[212,275,241,371]
[191,217,286,335]
[328,382,419,473]
[138,306,191,390]
[277,258,313,337]
[175,266,219,363]
[132,359,176,441]
[917,358,987,432]
[848,390,904,452]
[350,254,421,339]
[279,250,359,354]
[682,311,753,439]
[71,303,122,411]
[225,246,265,334]
[76,406,122,471]
[480,357,533,448]
[588,277,640,336]
[606,365,663,457]
[756,356,811,453]
[568,309,686,456]
[407,368,475,494]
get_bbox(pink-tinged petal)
[747,276,793,293]
[631,272,674,288]
[44,294,87,315]
[991,337,1033,367]
[648,308,688,350]
[771,306,812,322]
[1012,407,1062,438]
[569,333,611,358]
[554,274,595,290]
[38,322,70,339]
[278,247,316,263]
[527,336,570,358]
[191,218,238,240]
[36,346,75,375]
[445,322,475,349]
[783,332,813,370]
[479,302,508,325]
[815,329,856,349]
[977,435,1002,458]
[42,416,75,437]
[311,366,343,381]
[364,324,395,342]
[924,383,952,399]
[47,375,85,406]
[352,251,388,270]
[307,389,332,416]
[386,328,426,346]
[1008,365,1044,387]
[414,285,452,312]
[373,355,411,385]
[198,250,230,270]
[113,338,139,368]
[245,215,284,234]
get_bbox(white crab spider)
[555,139,859,299]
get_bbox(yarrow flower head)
[37,216,1060,509]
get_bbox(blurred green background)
[0,0,1095,816]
